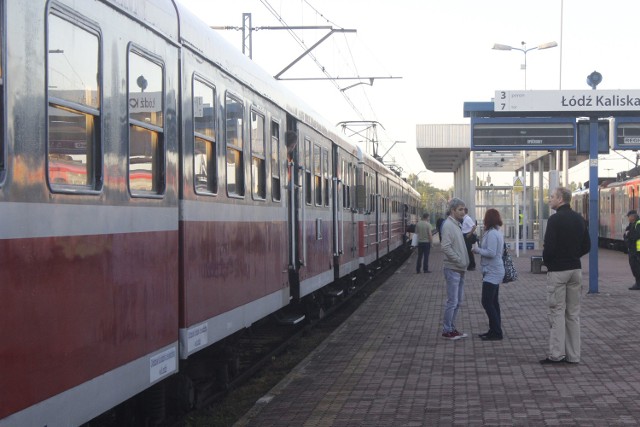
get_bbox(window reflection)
[271,121,281,201]
[226,94,244,196]
[129,126,159,192]
[193,78,216,194]
[47,13,101,190]
[128,51,164,195]
[128,52,163,127]
[48,15,99,108]
[48,106,94,186]
[251,111,265,199]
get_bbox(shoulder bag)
[502,243,518,283]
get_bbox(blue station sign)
[471,117,576,151]
[614,117,640,150]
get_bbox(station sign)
[614,117,640,150]
[471,117,576,151]
[495,90,640,112]
[576,119,610,154]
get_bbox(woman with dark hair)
[472,208,505,341]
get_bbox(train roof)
[107,0,179,41]
[175,4,338,141]
[172,2,411,188]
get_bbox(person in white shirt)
[461,208,477,271]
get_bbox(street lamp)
[492,41,558,90]
[414,170,428,187]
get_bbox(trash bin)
[531,256,544,274]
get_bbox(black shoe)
[478,332,490,338]
[424,270,431,273]
[481,334,503,341]
[416,271,420,274]
[564,360,579,365]
[630,285,640,290]
[539,357,565,365]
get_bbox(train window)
[304,138,311,205]
[271,121,281,202]
[314,144,321,205]
[250,110,266,200]
[225,94,244,196]
[128,51,164,195]
[47,14,101,191]
[323,148,329,207]
[193,78,217,194]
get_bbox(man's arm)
[542,216,557,265]
[580,221,591,257]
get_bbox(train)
[0,1,421,425]
[571,169,640,251]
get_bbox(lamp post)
[492,41,558,90]
[414,170,428,187]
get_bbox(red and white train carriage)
[0,1,420,425]
[572,172,640,251]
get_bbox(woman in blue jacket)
[472,208,505,341]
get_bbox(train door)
[285,114,300,299]
[332,145,342,277]
[374,174,384,259]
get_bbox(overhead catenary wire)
[259,0,365,120]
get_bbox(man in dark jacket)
[540,187,590,365]
[624,210,640,290]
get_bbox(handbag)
[502,244,518,283]
[411,233,418,247]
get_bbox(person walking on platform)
[624,210,640,290]
[462,208,477,271]
[540,187,590,365]
[440,198,470,340]
[436,216,444,243]
[472,208,505,341]
[416,212,433,273]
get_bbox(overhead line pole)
[274,29,356,79]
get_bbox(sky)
[177,0,640,189]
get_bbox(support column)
[468,151,476,217]
[563,150,569,187]
[538,158,544,247]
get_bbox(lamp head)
[586,71,603,89]
[492,43,512,51]
[537,41,558,50]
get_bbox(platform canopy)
[415,123,587,173]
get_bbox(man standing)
[540,187,590,364]
[415,212,433,273]
[624,210,640,290]
[440,198,470,340]
[461,207,477,271]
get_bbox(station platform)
[236,244,640,426]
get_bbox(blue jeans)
[416,242,431,272]
[443,268,465,333]
[481,281,502,337]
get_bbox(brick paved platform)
[236,244,640,426]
